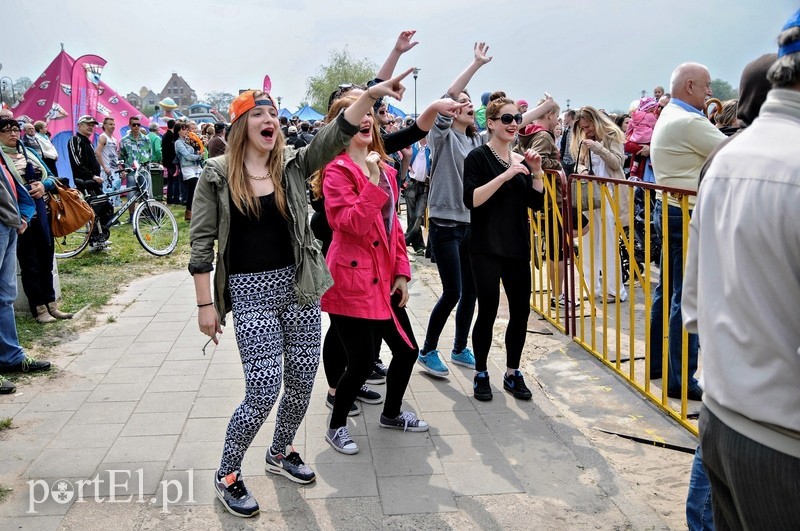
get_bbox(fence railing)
[529,171,700,435]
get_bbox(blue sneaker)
[416,350,449,377]
[450,348,476,369]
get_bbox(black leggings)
[328,294,418,429]
[470,253,531,373]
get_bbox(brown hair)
[485,92,516,130]
[714,99,738,128]
[309,94,387,199]
[225,91,287,218]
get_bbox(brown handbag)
[48,179,95,237]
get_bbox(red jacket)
[321,153,412,345]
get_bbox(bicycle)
[54,163,179,258]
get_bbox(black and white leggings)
[218,266,321,476]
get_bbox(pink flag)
[70,54,107,132]
[263,75,272,94]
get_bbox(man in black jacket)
[67,115,113,248]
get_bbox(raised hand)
[429,98,469,118]
[369,67,413,101]
[474,42,493,65]
[394,30,419,54]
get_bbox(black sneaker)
[355,385,383,404]
[214,470,259,518]
[473,371,493,401]
[265,446,316,484]
[325,392,361,416]
[0,378,15,394]
[0,356,51,374]
[366,359,388,385]
[503,370,533,400]
[365,371,385,385]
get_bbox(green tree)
[305,48,377,114]
[204,91,235,119]
[710,78,738,101]
[0,76,32,107]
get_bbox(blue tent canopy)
[293,105,324,121]
[278,107,293,119]
[387,104,406,118]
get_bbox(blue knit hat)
[778,8,800,58]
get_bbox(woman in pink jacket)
[318,94,429,454]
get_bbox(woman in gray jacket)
[189,73,410,518]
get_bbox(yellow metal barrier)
[528,173,701,436]
[529,171,569,334]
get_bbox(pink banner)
[70,54,107,132]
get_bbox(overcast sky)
[5,0,794,115]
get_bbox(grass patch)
[0,417,12,431]
[15,204,191,351]
[0,485,11,503]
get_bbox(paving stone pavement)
[0,266,696,530]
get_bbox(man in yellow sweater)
[648,62,725,400]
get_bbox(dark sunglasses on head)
[491,113,523,125]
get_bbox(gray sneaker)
[379,411,429,432]
[214,470,259,518]
[266,446,316,484]
[326,426,359,455]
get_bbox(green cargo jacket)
[188,112,358,324]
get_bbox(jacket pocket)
[331,252,375,298]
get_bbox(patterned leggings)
[218,267,321,475]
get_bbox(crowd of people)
[1,13,797,527]
[185,19,800,527]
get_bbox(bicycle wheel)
[133,200,178,256]
[54,219,93,258]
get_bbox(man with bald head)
[648,62,725,401]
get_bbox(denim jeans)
[422,222,475,355]
[0,224,25,367]
[649,202,699,391]
[686,446,714,531]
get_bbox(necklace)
[247,169,271,180]
[487,143,511,168]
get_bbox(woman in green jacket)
[189,72,410,518]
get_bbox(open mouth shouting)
[261,127,274,139]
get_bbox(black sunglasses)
[490,113,523,125]
[130,123,141,127]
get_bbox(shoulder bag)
[570,143,602,212]
[48,179,95,237]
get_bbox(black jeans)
[328,294,418,429]
[422,222,475,355]
[184,178,198,211]
[470,253,531,373]
[17,217,55,316]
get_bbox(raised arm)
[375,30,419,81]
[521,95,559,127]
[447,42,492,98]
[414,98,469,132]
[344,69,413,126]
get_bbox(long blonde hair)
[569,106,625,165]
[225,96,287,218]
[308,94,387,200]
